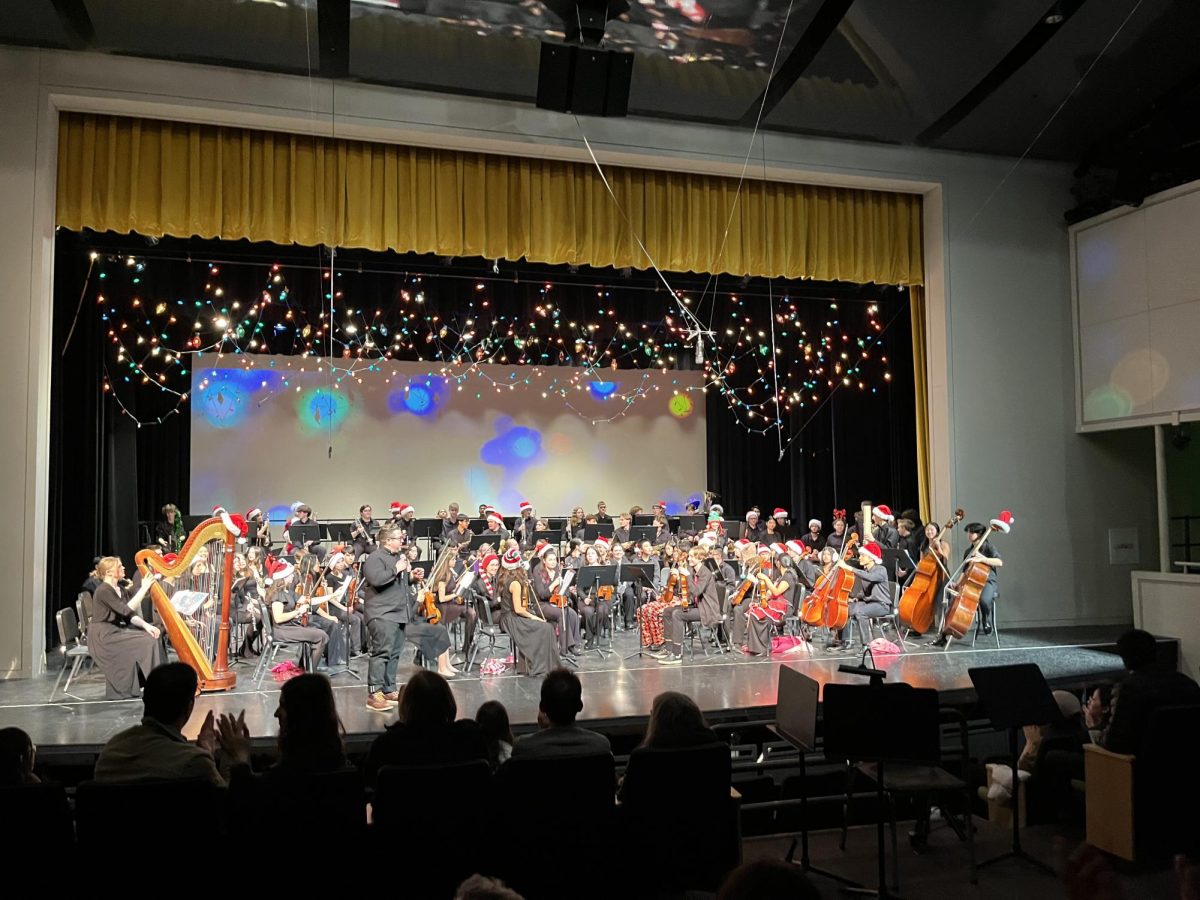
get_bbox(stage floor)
[1,625,1134,752]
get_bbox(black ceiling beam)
[738,0,856,127]
[916,0,1089,147]
[317,0,351,78]
[49,0,95,51]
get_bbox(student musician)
[827,541,893,651]
[870,505,900,549]
[88,557,165,699]
[394,504,417,544]
[652,511,671,546]
[246,507,272,549]
[637,546,686,652]
[894,517,921,583]
[730,543,770,649]
[567,507,587,541]
[762,513,784,544]
[744,546,798,656]
[444,513,474,552]
[400,560,462,678]
[426,545,478,660]
[613,513,634,551]
[800,518,823,553]
[321,551,367,655]
[285,504,326,561]
[350,505,378,559]
[514,501,537,551]
[529,544,583,657]
[231,551,266,657]
[495,547,559,676]
[825,510,849,553]
[932,521,1003,645]
[656,548,723,665]
[156,503,185,553]
[468,552,503,619]
[741,509,767,543]
[438,502,462,545]
[482,510,509,543]
[265,558,330,669]
[594,500,612,525]
[770,508,791,541]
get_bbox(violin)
[821,535,859,631]
[729,561,758,607]
[678,566,690,608]
[897,508,963,634]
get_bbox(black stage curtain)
[47,231,916,648]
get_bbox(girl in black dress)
[88,557,165,699]
[495,548,559,676]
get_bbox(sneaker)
[657,653,683,666]
[366,692,394,712]
[823,639,844,651]
[383,691,400,702]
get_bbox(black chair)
[496,753,615,899]
[375,760,494,894]
[619,742,739,893]
[229,766,366,837]
[75,778,226,858]
[0,782,74,853]
[49,606,92,701]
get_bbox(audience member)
[510,668,610,759]
[1021,690,1089,823]
[454,874,525,900]
[1083,683,1112,744]
[1101,629,1200,754]
[475,699,514,770]
[363,670,488,783]
[717,859,820,900]
[93,662,247,785]
[639,691,720,750]
[0,727,40,786]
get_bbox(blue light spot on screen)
[296,388,350,433]
[196,368,285,428]
[588,380,619,400]
[267,504,292,524]
[388,376,449,418]
[481,417,544,477]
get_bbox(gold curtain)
[57,112,924,284]
[909,286,932,524]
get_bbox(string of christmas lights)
[86,250,905,439]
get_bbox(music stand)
[629,525,655,545]
[677,515,705,534]
[770,667,862,889]
[468,533,503,552]
[583,523,614,541]
[632,514,656,527]
[533,529,563,548]
[413,518,442,539]
[968,664,1059,875]
[182,514,206,531]
[546,518,567,531]
[289,523,321,549]
[824,680,939,898]
[575,564,618,657]
[468,518,488,532]
[325,522,353,544]
[619,564,660,660]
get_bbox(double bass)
[897,509,964,634]
[942,514,1009,640]
[820,534,859,631]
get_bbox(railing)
[1170,515,1200,564]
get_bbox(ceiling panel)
[0,0,75,47]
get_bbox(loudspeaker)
[536,41,633,118]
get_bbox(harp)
[135,516,238,691]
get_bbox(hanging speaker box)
[536,41,633,118]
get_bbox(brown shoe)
[366,692,394,712]
[383,691,400,702]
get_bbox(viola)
[897,508,963,634]
[660,572,678,604]
[821,535,859,631]
[730,566,757,607]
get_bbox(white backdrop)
[190,355,707,520]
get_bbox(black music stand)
[289,523,321,550]
[468,533,503,552]
[325,522,353,544]
[632,514,656,527]
[629,525,655,545]
[413,518,442,539]
[824,679,938,898]
[771,667,862,890]
[575,565,618,657]
[967,664,1058,875]
[546,518,567,531]
[619,563,661,660]
[533,529,564,548]
[468,518,487,532]
[583,523,614,541]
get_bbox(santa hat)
[212,506,248,541]
[487,511,504,527]
[860,541,883,563]
[593,535,610,550]
[710,504,723,516]
[808,518,822,529]
[326,552,345,569]
[654,500,667,509]
[756,543,772,557]
[246,507,263,520]
[535,541,554,559]
[389,501,403,515]
[770,542,788,556]
[773,508,788,519]
[785,540,806,556]
[162,553,178,565]
[990,510,1015,534]
[746,509,759,521]
[501,547,523,570]
[264,555,294,583]
[479,553,500,572]
[519,501,533,514]
[874,505,895,521]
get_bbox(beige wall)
[0,46,1157,674]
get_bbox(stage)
[2,625,1141,759]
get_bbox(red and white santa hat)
[733,538,752,552]
[990,510,1015,534]
[326,552,346,569]
[212,506,249,541]
[808,518,822,528]
[860,541,884,563]
[487,511,504,527]
[389,501,403,515]
[770,542,788,556]
[397,503,414,517]
[264,555,294,583]
[246,507,263,520]
[654,500,667,510]
[873,505,895,521]
[501,547,523,570]
[756,543,772,557]
[698,533,717,549]
[785,540,806,556]
[746,509,760,521]
[593,535,610,550]
[479,553,500,572]
[534,540,554,559]
[773,508,788,519]
[519,501,533,514]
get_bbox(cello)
[820,534,859,632]
[897,508,964,634]
[942,511,1013,641]
[800,552,836,626]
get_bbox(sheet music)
[170,590,209,616]
[559,570,575,594]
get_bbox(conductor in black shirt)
[363,527,411,713]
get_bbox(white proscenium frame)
[5,45,1149,678]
